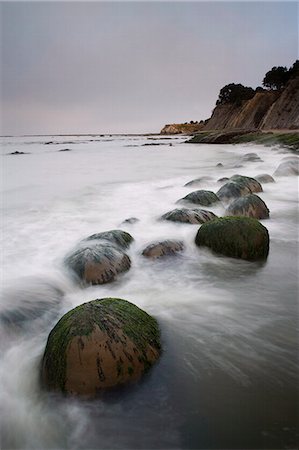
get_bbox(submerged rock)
[273,160,299,176]
[226,194,270,219]
[217,177,230,184]
[121,217,139,225]
[64,242,131,285]
[84,229,134,249]
[142,240,184,259]
[58,148,72,152]
[184,176,212,187]
[8,151,29,155]
[241,152,263,162]
[179,190,220,206]
[254,173,275,184]
[41,298,161,396]
[195,216,269,261]
[160,208,217,224]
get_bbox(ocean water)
[0,134,298,449]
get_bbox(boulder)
[160,208,217,224]
[121,218,139,225]
[179,190,220,206]
[195,216,269,261]
[241,152,262,162]
[217,175,262,202]
[41,298,161,396]
[229,175,263,193]
[217,177,230,184]
[142,240,184,259]
[273,160,299,176]
[184,176,212,187]
[84,229,133,249]
[64,242,131,285]
[226,194,270,219]
[254,174,275,184]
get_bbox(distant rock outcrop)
[160,122,205,135]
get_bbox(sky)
[0,1,298,135]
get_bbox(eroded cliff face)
[260,77,299,130]
[160,122,205,135]
[204,77,298,131]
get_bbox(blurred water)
[0,135,298,449]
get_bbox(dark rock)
[216,163,223,167]
[273,160,299,176]
[229,175,263,193]
[44,141,54,145]
[254,173,275,183]
[84,229,134,249]
[179,190,220,206]
[41,298,161,396]
[8,151,29,155]
[121,217,139,225]
[184,176,212,187]
[160,208,217,224]
[64,242,131,285]
[217,181,251,202]
[59,148,72,152]
[195,216,269,261]
[241,152,263,162]
[142,240,184,259]
[226,194,270,219]
[217,177,230,184]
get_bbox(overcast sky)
[1,1,298,135]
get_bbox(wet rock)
[254,173,275,184]
[195,216,269,261]
[59,148,72,152]
[41,298,161,396]
[217,177,230,184]
[8,151,29,155]
[160,208,217,224]
[241,152,263,162]
[179,190,220,206]
[273,160,299,176]
[229,175,263,193]
[84,229,134,250]
[44,141,54,145]
[64,242,131,285]
[121,217,139,225]
[0,278,63,329]
[142,240,184,259]
[216,181,251,202]
[226,194,270,219]
[184,176,212,187]
[216,163,223,167]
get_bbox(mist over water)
[0,135,298,449]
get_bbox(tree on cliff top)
[216,83,255,107]
[262,66,289,90]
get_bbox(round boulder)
[84,229,133,249]
[230,175,263,193]
[241,152,262,162]
[216,181,251,202]
[64,242,131,285]
[142,240,184,259]
[160,208,217,224]
[273,160,299,177]
[195,216,269,261]
[41,298,161,396]
[184,176,212,187]
[179,190,219,206]
[226,194,270,219]
[254,174,275,184]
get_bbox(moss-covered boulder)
[184,176,212,187]
[179,190,219,206]
[273,160,299,176]
[64,242,131,285]
[229,175,263,193]
[226,194,270,219]
[160,208,217,224]
[142,240,184,259]
[254,174,275,184]
[41,298,161,396]
[84,229,134,249]
[195,216,269,261]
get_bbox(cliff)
[160,122,205,135]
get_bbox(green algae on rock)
[84,229,134,249]
[195,216,269,261]
[179,189,219,206]
[226,194,270,220]
[41,298,161,396]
